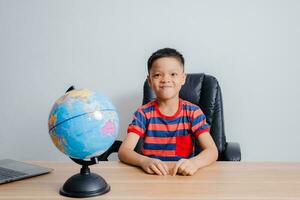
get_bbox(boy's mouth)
[160,86,172,89]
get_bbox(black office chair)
[141,73,241,161]
[75,73,241,161]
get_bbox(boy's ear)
[147,75,152,86]
[181,73,187,86]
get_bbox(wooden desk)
[0,161,300,199]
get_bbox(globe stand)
[60,157,110,198]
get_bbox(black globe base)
[60,165,110,198]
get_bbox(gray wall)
[0,0,299,161]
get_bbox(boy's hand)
[172,159,199,176]
[140,157,169,175]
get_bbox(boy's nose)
[161,75,171,82]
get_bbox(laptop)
[0,159,53,184]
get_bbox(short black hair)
[147,48,184,73]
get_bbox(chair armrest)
[223,142,241,161]
[97,140,122,161]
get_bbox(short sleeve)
[191,108,210,137]
[127,108,147,137]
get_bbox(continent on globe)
[101,120,116,136]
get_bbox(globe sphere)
[48,89,119,159]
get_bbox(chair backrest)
[141,73,227,157]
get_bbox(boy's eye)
[171,73,178,77]
[153,74,161,78]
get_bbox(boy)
[118,48,218,176]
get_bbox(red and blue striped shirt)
[127,99,210,161]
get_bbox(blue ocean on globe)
[48,89,119,160]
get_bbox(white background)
[0,0,299,161]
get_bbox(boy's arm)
[173,132,218,176]
[118,132,169,175]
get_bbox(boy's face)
[148,57,186,101]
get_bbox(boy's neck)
[156,97,180,116]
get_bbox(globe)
[48,88,119,160]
